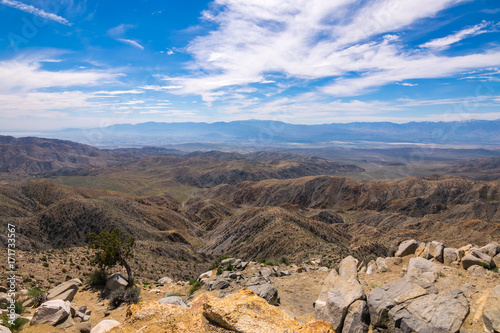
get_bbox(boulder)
[467,265,488,277]
[483,285,500,333]
[158,296,188,307]
[47,280,80,302]
[366,260,377,275]
[407,257,438,272]
[481,242,500,258]
[443,248,458,264]
[30,299,71,326]
[415,242,426,257]
[494,254,500,268]
[462,249,495,270]
[246,275,271,286]
[248,283,280,305]
[260,267,276,278]
[0,326,11,333]
[0,293,10,307]
[206,278,230,291]
[203,288,334,333]
[376,257,389,273]
[314,256,366,331]
[425,241,444,263]
[90,319,121,333]
[220,271,238,280]
[105,273,128,290]
[220,258,235,266]
[388,289,469,333]
[405,257,439,283]
[280,270,291,276]
[198,271,212,280]
[395,239,419,257]
[318,267,329,273]
[368,279,427,329]
[158,277,173,285]
[76,322,91,333]
[342,300,370,333]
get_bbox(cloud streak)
[0,0,71,25]
[116,38,144,50]
[420,21,497,49]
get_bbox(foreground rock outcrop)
[108,288,334,333]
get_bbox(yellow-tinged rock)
[109,288,335,333]
[203,288,335,333]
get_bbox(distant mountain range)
[44,119,500,147]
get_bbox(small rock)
[395,239,419,257]
[220,258,235,266]
[206,278,230,291]
[158,276,173,285]
[158,296,188,307]
[248,283,280,305]
[105,273,128,290]
[376,257,389,273]
[76,322,91,333]
[90,319,121,333]
[198,271,213,280]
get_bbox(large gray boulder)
[481,242,500,258]
[483,285,500,333]
[47,279,80,302]
[246,274,271,286]
[105,273,128,290]
[405,257,439,283]
[462,249,495,270]
[206,278,230,291]
[425,241,445,263]
[342,300,370,333]
[396,239,419,257]
[0,326,11,333]
[368,279,427,329]
[314,256,366,332]
[30,299,71,326]
[443,248,458,264]
[248,283,280,305]
[158,296,187,307]
[388,289,469,333]
[90,319,121,333]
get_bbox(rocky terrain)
[2,239,499,332]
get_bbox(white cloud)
[116,38,144,50]
[139,85,183,91]
[164,0,485,101]
[420,21,497,49]
[0,0,71,25]
[0,56,119,93]
[398,83,418,87]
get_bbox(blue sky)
[0,0,499,130]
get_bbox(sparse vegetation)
[257,258,276,266]
[27,287,47,308]
[108,287,141,308]
[87,270,108,287]
[88,228,136,288]
[189,281,202,295]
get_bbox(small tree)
[87,228,135,288]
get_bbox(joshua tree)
[87,228,135,288]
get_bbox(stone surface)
[248,283,280,305]
[158,296,188,307]
[482,285,500,333]
[315,256,366,331]
[468,265,488,277]
[106,273,128,290]
[396,239,419,257]
[206,278,230,291]
[203,288,334,333]
[425,241,445,263]
[462,249,495,270]
[366,260,377,275]
[198,271,212,280]
[0,326,11,333]
[415,242,426,257]
[444,248,458,264]
[388,289,469,333]
[481,242,500,258]
[30,299,71,326]
[342,300,370,333]
[108,289,334,333]
[368,279,427,329]
[157,277,173,285]
[376,257,389,273]
[47,280,80,302]
[91,319,121,333]
[76,322,91,333]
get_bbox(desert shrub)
[278,257,290,265]
[27,288,47,308]
[189,281,202,295]
[224,263,235,271]
[216,267,222,275]
[257,258,276,266]
[87,270,108,287]
[164,292,181,297]
[108,287,140,308]
[1,314,28,332]
[188,278,197,285]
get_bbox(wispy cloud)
[163,0,494,102]
[116,38,144,50]
[0,0,71,25]
[420,21,497,49]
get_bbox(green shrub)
[1,314,28,332]
[257,258,276,266]
[27,288,47,308]
[188,278,198,285]
[480,262,492,270]
[108,287,141,308]
[224,263,235,271]
[188,281,202,295]
[87,270,108,287]
[216,267,222,275]
[278,257,290,265]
